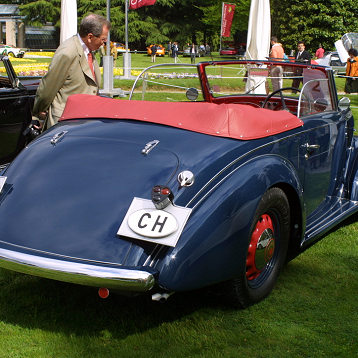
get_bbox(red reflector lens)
[161,188,170,195]
[98,287,109,299]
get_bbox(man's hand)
[33,112,47,130]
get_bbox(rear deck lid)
[0,132,178,264]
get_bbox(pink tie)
[87,52,95,79]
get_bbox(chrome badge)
[141,140,159,155]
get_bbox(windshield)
[129,61,335,118]
[129,64,203,102]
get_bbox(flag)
[221,3,236,37]
[130,0,156,10]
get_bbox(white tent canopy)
[60,0,77,44]
[245,0,271,94]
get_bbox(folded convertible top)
[60,94,303,140]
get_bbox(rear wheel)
[226,187,290,308]
[8,51,14,57]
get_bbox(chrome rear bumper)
[0,248,155,292]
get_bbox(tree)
[271,0,358,54]
[18,0,61,27]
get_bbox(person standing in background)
[150,44,157,62]
[32,13,110,129]
[190,43,196,64]
[315,44,324,59]
[172,42,179,63]
[269,36,285,92]
[292,41,311,92]
[345,48,358,94]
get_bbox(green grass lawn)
[0,215,357,357]
[0,53,358,357]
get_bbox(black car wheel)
[226,187,290,308]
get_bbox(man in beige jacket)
[32,13,111,129]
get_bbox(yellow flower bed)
[13,63,50,76]
[8,57,37,63]
[102,67,142,77]
[26,52,55,57]
[1,57,141,77]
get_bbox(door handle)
[301,143,320,150]
[302,143,320,159]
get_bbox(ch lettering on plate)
[128,209,178,238]
[117,197,192,247]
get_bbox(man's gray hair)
[79,13,111,37]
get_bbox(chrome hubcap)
[246,214,275,280]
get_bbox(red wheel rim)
[246,214,275,280]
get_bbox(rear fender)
[157,155,304,291]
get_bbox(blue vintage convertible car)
[0,60,356,307]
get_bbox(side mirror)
[186,87,199,101]
[338,97,351,111]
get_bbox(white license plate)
[117,197,192,247]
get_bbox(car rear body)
[0,60,357,306]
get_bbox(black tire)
[226,187,290,308]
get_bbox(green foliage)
[271,0,358,54]
[19,0,61,27]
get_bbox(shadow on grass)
[0,268,229,338]
[0,212,357,340]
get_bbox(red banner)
[129,0,157,10]
[221,3,236,37]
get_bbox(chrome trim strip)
[0,248,155,292]
[149,245,166,267]
[143,244,160,267]
[192,155,276,211]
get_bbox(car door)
[0,64,32,164]
[299,113,342,215]
[297,72,346,216]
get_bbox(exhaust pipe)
[152,292,173,302]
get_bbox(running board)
[303,196,358,247]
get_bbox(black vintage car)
[0,56,39,168]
